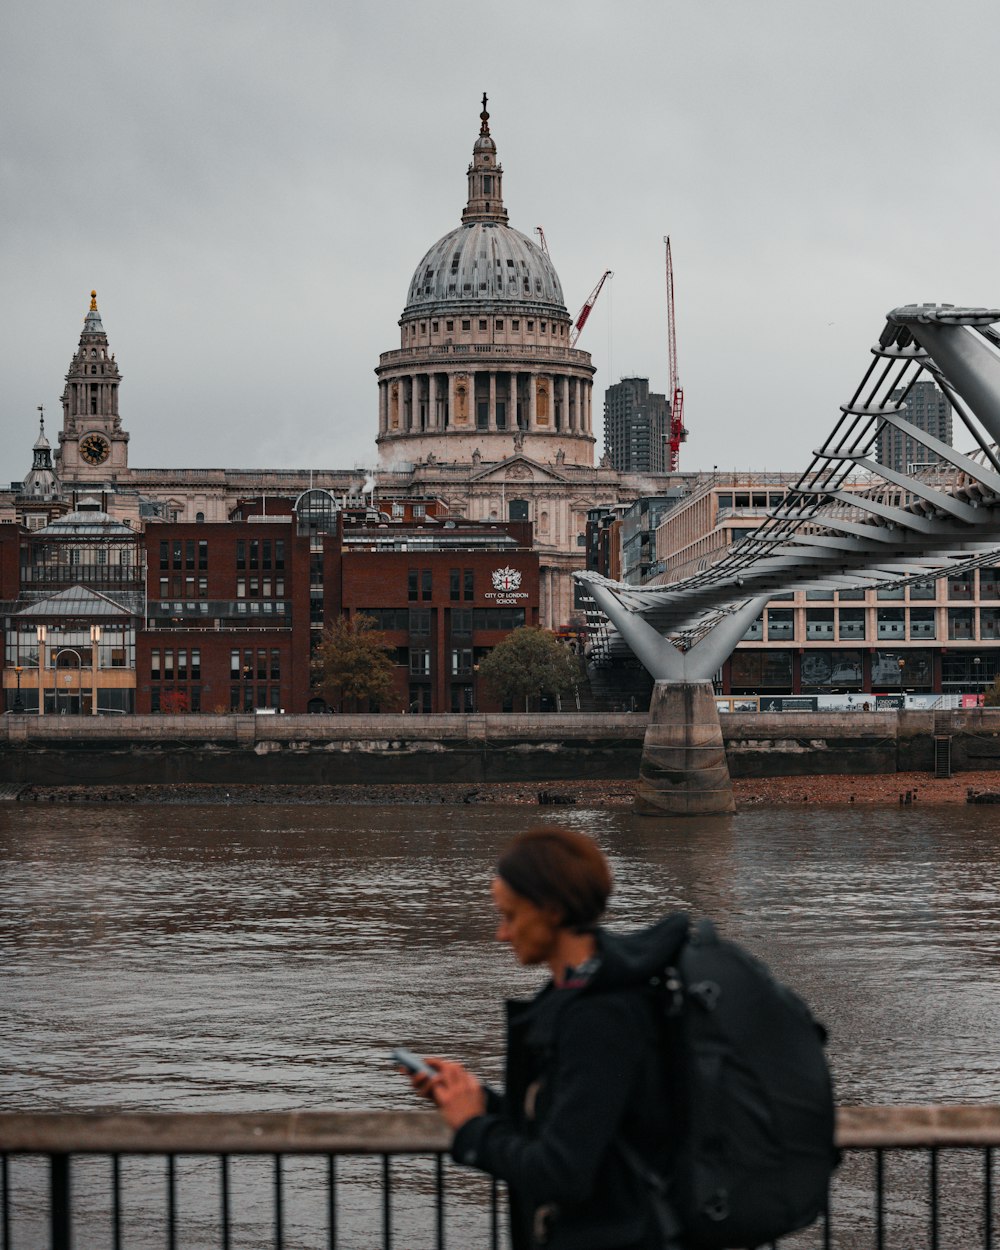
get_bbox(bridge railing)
[2,1106,1000,1249]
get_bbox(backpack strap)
[615,1138,686,1250]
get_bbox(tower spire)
[462,92,508,225]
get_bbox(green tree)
[312,614,397,711]
[983,676,1000,707]
[478,626,581,711]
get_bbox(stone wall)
[2,709,999,787]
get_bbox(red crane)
[665,235,688,471]
[570,269,613,347]
[535,226,550,257]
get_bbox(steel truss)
[577,304,1000,680]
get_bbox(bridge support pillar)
[637,681,735,816]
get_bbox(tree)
[478,627,581,711]
[312,615,397,711]
[984,677,1000,707]
[159,690,190,714]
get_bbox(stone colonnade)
[378,369,592,436]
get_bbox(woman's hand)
[423,1057,487,1130]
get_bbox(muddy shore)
[11,771,1000,807]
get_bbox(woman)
[403,825,688,1250]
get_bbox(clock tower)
[57,291,129,481]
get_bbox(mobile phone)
[391,1047,436,1080]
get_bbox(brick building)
[2,490,540,715]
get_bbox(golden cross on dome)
[480,92,490,135]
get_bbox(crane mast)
[535,226,550,256]
[570,269,613,347]
[665,236,688,471]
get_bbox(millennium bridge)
[576,304,1000,813]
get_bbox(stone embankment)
[15,772,1000,807]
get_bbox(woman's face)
[491,877,562,967]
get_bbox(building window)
[408,569,419,602]
[461,319,470,331]
[910,608,936,639]
[451,648,473,676]
[451,609,473,636]
[409,610,431,636]
[236,540,246,570]
[766,609,794,641]
[947,608,974,640]
[421,569,432,601]
[463,569,474,601]
[450,569,461,601]
[409,648,431,676]
[185,540,195,570]
[838,608,866,640]
[151,650,160,680]
[877,608,905,639]
[159,541,169,571]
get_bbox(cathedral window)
[432,321,439,333]
[462,320,471,331]
[479,319,487,330]
[512,320,520,330]
[527,321,534,331]
[446,320,454,331]
[495,320,503,330]
[91,365,98,375]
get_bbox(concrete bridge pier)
[637,680,736,816]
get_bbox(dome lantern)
[461,93,508,226]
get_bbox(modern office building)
[876,380,953,475]
[603,378,671,473]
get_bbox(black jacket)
[452,914,689,1250]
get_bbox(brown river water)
[3,802,1000,1247]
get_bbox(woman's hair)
[496,826,613,930]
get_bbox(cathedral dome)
[403,222,565,317]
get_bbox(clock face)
[80,432,111,466]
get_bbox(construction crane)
[664,235,688,471]
[570,269,613,347]
[535,226,550,257]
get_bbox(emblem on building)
[492,566,522,592]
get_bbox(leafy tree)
[312,614,397,711]
[983,677,1000,707]
[478,626,581,711]
[159,690,190,714]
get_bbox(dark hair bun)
[497,826,612,930]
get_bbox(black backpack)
[622,916,837,1250]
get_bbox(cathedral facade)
[8,100,685,629]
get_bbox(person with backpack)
[402,825,685,1249]
[401,824,837,1250]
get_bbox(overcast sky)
[4,0,1000,478]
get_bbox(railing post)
[50,1153,70,1250]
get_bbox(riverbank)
[13,771,1000,806]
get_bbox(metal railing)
[3,1106,1000,1249]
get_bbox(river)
[3,801,1000,1246]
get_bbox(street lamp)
[974,656,982,690]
